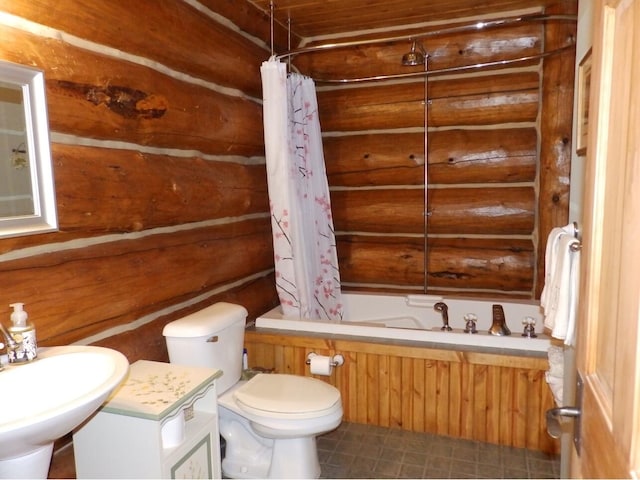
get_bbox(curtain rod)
[313,43,576,84]
[274,13,577,62]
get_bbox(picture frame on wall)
[576,48,593,156]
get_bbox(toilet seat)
[233,373,341,419]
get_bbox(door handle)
[548,406,581,418]
[546,406,581,438]
[546,373,583,454]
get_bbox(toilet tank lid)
[163,302,248,338]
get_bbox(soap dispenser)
[7,302,37,363]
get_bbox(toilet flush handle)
[207,335,219,343]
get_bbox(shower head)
[401,40,426,66]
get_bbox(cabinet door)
[166,429,221,479]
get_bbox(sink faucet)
[0,322,21,368]
[434,302,452,331]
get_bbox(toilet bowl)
[218,374,342,478]
[163,302,343,479]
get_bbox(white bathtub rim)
[255,314,551,354]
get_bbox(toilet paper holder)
[306,352,344,367]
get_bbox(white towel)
[545,345,565,406]
[541,225,580,346]
[540,225,574,310]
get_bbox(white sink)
[0,345,129,479]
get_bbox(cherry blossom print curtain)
[260,59,343,321]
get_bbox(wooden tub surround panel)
[245,329,560,454]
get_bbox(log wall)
[245,330,560,454]
[0,2,574,471]
[303,5,577,298]
[0,1,280,358]
[0,1,577,347]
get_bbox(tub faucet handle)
[489,304,511,336]
[434,302,452,331]
[463,314,478,334]
[521,316,537,338]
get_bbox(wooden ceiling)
[248,0,577,44]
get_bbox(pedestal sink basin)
[0,345,129,479]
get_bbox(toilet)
[162,302,343,479]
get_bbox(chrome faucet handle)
[0,322,23,365]
[521,316,537,338]
[0,322,19,350]
[463,313,478,334]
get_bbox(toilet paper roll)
[161,409,185,449]
[309,355,333,376]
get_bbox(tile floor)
[317,422,561,479]
[49,421,561,479]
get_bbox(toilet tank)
[163,302,248,394]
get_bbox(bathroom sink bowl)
[0,345,129,479]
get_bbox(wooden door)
[572,0,640,477]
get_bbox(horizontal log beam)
[296,23,542,80]
[332,189,424,234]
[319,72,539,131]
[337,235,533,291]
[2,0,267,97]
[323,127,536,186]
[0,25,265,156]
[199,0,295,53]
[53,144,269,233]
[332,186,534,234]
[428,128,537,184]
[427,186,535,234]
[0,218,274,344]
[94,273,279,364]
[427,237,534,291]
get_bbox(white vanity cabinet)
[73,360,222,479]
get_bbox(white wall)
[569,0,594,223]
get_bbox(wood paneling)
[245,329,560,454]
[252,0,575,39]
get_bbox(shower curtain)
[260,58,343,322]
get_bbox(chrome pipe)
[274,13,577,62]
[313,44,575,84]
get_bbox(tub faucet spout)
[489,304,511,336]
[434,302,452,331]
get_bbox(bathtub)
[255,292,551,353]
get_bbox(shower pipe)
[422,59,429,292]
[312,44,575,84]
[271,13,576,83]
[272,13,576,59]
